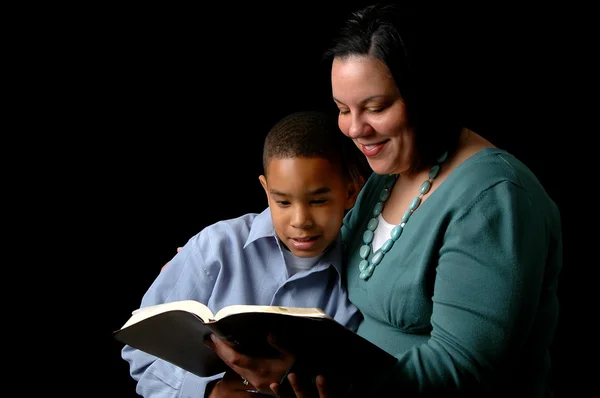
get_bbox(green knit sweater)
[341,148,562,397]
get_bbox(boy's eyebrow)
[270,187,332,196]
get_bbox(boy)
[121,110,369,397]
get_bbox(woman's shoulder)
[439,134,559,219]
[451,146,543,192]
[445,130,540,188]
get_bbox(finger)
[176,246,183,253]
[209,334,259,382]
[287,373,309,398]
[314,375,331,398]
[210,334,245,364]
[203,334,215,350]
[270,382,281,397]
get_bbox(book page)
[214,305,330,321]
[122,300,214,328]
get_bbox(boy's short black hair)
[263,110,370,187]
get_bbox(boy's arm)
[325,291,362,332]
[121,346,224,397]
[121,233,223,397]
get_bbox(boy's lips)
[291,236,319,242]
[289,235,320,251]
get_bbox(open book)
[114,300,396,396]
[123,300,330,327]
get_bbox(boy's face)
[259,157,357,258]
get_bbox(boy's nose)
[291,207,314,228]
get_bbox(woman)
[207,3,562,397]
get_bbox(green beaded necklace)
[358,151,449,280]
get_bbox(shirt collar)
[244,208,344,278]
[244,208,278,247]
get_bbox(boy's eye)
[311,199,327,205]
[277,201,291,206]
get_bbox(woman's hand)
[205,333,296,395]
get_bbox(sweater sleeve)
[370,181,553,396]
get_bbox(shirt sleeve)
[328,292,363,332]
[121,346,224,398]
[370,181,554,396]
[120,230,224,397]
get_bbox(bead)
[359,260,369,272]
[381,239,394,253]
[357,153,446,281]
[379,188,391,202]
[391,225,403,240]
[400,209,412,224]
[409,196,421,211]
[385,175,397,188]
[429,165,440,179]
[437,151,448,163]
[373,202,383,217]
[359,244,371,259]
[367,218,379,231]
[363,229,374,244]
[372,251,384,265]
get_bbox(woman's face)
[331,55,414,175]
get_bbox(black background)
[66,2,578,396]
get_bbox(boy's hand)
[205,333,295,396]
[208,370,267,397]
[272,373,331,398]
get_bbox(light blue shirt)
[121,208,361,398]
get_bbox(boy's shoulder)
[211,211,261,227]
[205,211,262,233]
[197,208,274,246]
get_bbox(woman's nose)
[348,115,370,138]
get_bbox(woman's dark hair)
[323,3,464,173]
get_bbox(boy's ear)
[259,175,268,195]
[345,181,361,210]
